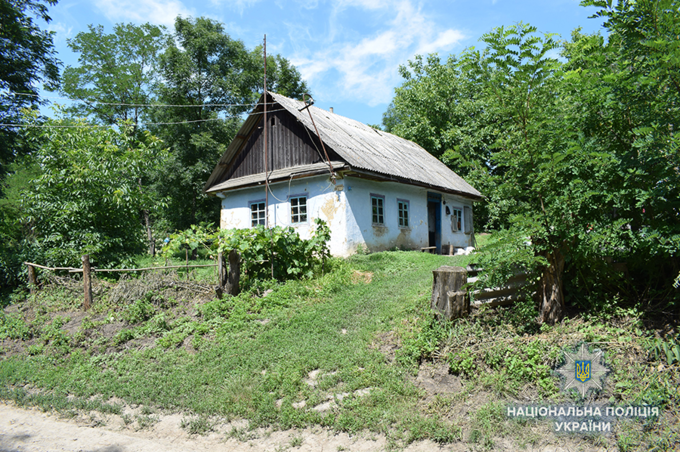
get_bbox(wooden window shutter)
[464,206,473,234]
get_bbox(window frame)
[249,199,266,227]
[397,198,410,228]
[289,194,308,225]
[370,193,385,225]
[451,206,463,232]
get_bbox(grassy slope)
[0,249,678,450]
[0,252,468,442]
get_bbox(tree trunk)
[538,247,565,324]
[143,209,155,256]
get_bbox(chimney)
[329,107,334,113]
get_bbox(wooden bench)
[420,246,437,253]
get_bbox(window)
[371,195,384,224]
[250,201,266,227]
[451,207,462,232]
[290,196,307,224]
[397,199,409,227]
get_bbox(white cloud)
[47,22,74,42]
[290,0,465,106]
[93,0,194,28]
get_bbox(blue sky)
[43,0,607,126]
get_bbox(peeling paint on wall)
[320,196,339,222]
[217,174,474,257]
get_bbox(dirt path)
[0,402,607,452]
[0,403,455,452]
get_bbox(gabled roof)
[205,92,482,200]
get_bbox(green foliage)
[20,112,168,268]
[648,335,680,366]
[396,315,448,368]
[0,312,32,340]
[59,23,168,127]
[181,415,213,435]
[0,0,60,181]
[162,218,331,282]
[148,16,309,230]
[121,299,156,325]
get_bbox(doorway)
[427,192,441,253]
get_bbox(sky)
[42,0,608,126]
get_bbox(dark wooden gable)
[219,105,342,182]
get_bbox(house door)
[427,192,441,253]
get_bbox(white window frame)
[397,199,410,228]
[250,200,266,227]
[289,195,308,225]
[451,207,463,232]
[371,194,385,225]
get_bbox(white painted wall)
[341,177,474,254]
[219,175,348,256]
[218,174,475,257]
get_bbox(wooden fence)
[24,251,241,311]
[467,265,530,308]
[431,265,531,320]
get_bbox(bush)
[162,218,331,283]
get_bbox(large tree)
[149,17,309,231]
[21,111,167,268]
[59,23,168,129]
[0,0,60,183]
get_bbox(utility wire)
[0,108,290,129]
[8,91,279,108]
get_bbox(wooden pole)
[225,250,240,296]
[185,248,189,281]
[217,252,225,288]
[27,264,37,294]
[82,255,92,311]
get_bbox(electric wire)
[0,108,290,128]
[8,91,279,108]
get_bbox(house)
[204,93,483,257]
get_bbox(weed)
[289,435,303,447]
[121,299,156,325]
[181,415,213,435]
[0,312,32,340]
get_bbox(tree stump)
[431,266,469,320]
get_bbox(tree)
[383,54,503,229]
[0,0,60,183]
[150,17,310,231]
[21,111,167,268]
[59,23,168,129]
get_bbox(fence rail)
[24,252,241,311]
[467,266,531,308]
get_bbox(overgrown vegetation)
[1,251,677,450]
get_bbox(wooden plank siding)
[220,107,343,182]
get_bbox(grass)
[0,247,678,450]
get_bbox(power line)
[0,107,290,129]
[8,91,279,108]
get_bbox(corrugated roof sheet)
[208,162,346,193]
[204,93,482,199]
[271,93,481,199]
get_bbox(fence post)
[82,255,92,311]
[217,251,227,287]
[225,250,240,296]
[27,264,37,294]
